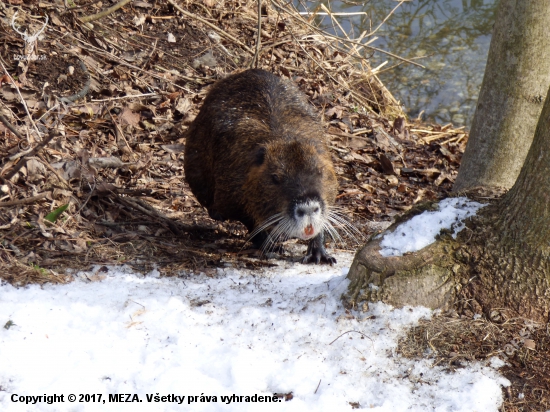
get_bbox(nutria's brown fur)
[184,69,338,263]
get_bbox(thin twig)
[90,92,159,103]
[142,38,158,69]
[298,12,367,16]
[114,194,183,236]
[367,0,406,37]
[314,379,321,394]
[251,0,262,68]
[79,0,132,23]
[98,220,160,227]
[116,188,154,196]
[320,4,348,40]
[107,110,132,154]
[328,330,373,345]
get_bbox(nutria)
[184,69,340,264]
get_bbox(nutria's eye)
[255,147,266,165]
[271,174,281,184]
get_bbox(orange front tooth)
[305,224,314,236]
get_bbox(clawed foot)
[301,251,337,265]
[302,232,336,265]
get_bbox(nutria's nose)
[295,201,321,218]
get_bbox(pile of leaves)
[0,0,466,281]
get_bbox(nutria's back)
[184,69,339,263]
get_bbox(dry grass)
[397,314,550,411]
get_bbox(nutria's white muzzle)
[293,200,323,240]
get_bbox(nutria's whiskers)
[247,212,284,241]
[261,216,293,256]
[321,220,342,245]
[326,208,364,245]
[257,210,361,255]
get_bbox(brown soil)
[1,2,543,410]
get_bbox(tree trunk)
[453,0,550,192]
[344,86,550,323]
[462,81,550,322]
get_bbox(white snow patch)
[0,253,508,411]
[380,197,485,257]
[489,357,507,369]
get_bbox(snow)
[0,253,509,411]
[379,197,486,257]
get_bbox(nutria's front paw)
[301,250,337,265]
[302,233,336,264]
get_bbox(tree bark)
[453,0,550,191]
[460,81,550,322]
[345,85,550,323]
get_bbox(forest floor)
[0,1,547,410]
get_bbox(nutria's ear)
[254,146,267,165]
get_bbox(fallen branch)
[0,192,50,207]
[0,114,25,140]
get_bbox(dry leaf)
[386,175,398,187]
[134,14,146,26]
[325,106,344,119]
[523,339,536,350]
[119,107,140,126]
[175,97,192,114]
[359,183,374,193]
[134,1,153,8]
[88,157,125,169]
[379,154,395,174]
[350,152,374,164]
[161,144,185,153]
[26,158,46,177]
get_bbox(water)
[295,0,497,127]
